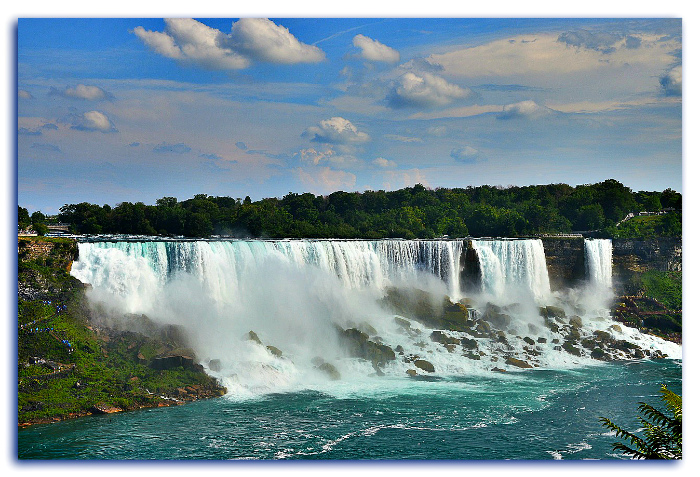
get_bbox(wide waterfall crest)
[71,238,680,398]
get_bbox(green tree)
[18,206,31,229]
[600,385,682,459]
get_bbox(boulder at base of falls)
[523,336,536,346]
[562,342,582,356]
[406,369,417,377]
[316,362,341,381]
[590,348,610,361]
[336,327,396,367]
[481,303,511,329]
[491,367,506,373]
[413,359,435,373]
[540,306,566,320]
[505,357,533,369]
[266,346,283,357]
[461,338,478,350]
[246,330,262,345]
[569,316,583,328]
[430,330,460,347]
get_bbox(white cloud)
[133,18,324,70]
[227,18,325,64]
[303,117,370,145]
[660,65,681,96]
[71,110,116,132]
[352,34,399,63]
[429,33,679,79]
[18,89,33,99]
[388,72,472,109]
[51,84,112,101]
[372,157,397,168]
[295,145,361,168]
[498,100,553,120]
[297,166,356,194]
[450,146,480,163]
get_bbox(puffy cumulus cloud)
[450,146,480,163]
[660,65,681,96]
[18,89,33,99]
[133,18,324,70]
[428,33,679,79]
[352,34,399,63]
[226,18,325,64]
[50,84,113,101]
[297,166,356,194]
[372,157,397,168]
[498,100,553,120]
[388,72,472,109]
[153,142,192,154]
[303,117,370,145]
[70,110,117,132]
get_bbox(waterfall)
[584,239,613,290]
[470,239,551,303]
[72,239,464,301]
[69,237,680,396]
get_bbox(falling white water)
[470,239,551,303]
[69,238,680,397]
[584,239,613,290]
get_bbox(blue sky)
[17,17,682,213]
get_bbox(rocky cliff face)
[540,237,586,291]
[462,237,681,294]
[612,237,682,295]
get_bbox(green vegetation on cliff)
[614,270,682,343]
[49,179,681,239]
[17,237,225,426]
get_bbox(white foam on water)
[71,238,681,398]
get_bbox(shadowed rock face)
[612,238,682,295]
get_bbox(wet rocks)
[207,359,222,372]
[266,346,282,357]
[246,330,262,345]
[523,336,536,346]
[337,327,396,367]
[505,357,533,369]
[317,362,341,381]
[413,359,435,373]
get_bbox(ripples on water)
[18,359,680,460]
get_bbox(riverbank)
[18,236,227,427]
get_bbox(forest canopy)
[50,180,681,239]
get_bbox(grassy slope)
[17,237,225,426]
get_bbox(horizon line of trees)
[23,179,682,239]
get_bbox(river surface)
[18,359,680,460]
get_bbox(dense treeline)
[46,179,681,239]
